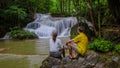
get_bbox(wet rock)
[112,56,119,62]
[40,50,120,68]
[40,57,61,68]
[105,59,119,68]
[94,63,105,68]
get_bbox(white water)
[24,14,77,38]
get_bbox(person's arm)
[68,40,74,43]
[66,35,80,45]
[66,40,73,46]
[72,35,80,43]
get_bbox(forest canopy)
[0,0,120,39]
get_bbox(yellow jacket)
[72,32,88,56]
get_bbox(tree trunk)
[72,0,80,23]
[98,0,101,38]
[68,0,70,15]
[108,0,120,24]
[63,0,65,13]
[60,0,63,15]
[85,0,97,36]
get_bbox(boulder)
[40,50,120,68]
[40,57,61,68]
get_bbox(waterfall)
[24,14,77,38]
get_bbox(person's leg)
[71,43,84,59]
[71,43,79,53]
[71,42,81,59]
[67,42,76,58]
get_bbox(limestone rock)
[40,57,61,68]
[40,50,120,68]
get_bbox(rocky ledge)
[40,50,120,68]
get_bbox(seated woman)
[49,30,64,59]
[66,26,88,59]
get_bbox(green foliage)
[0,0,119,39]
[89,39,112,52]
[0,0,36,37]
[8,27,37,40]
[9,26,22,31]
[49,0,60,14]
[5,5,27,20]
[114,44,120,53]
[36,0,51,13]
[74,0,88,17]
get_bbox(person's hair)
[77,26,84,32]
[52,30,58,37]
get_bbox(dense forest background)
[0,0,120,40]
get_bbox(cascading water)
[24,14,77,38]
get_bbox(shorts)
[50,51,62,58]
[71,42,79,53]
[71,42,83,57]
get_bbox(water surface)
[0,37,69,68]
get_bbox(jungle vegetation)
[0,0,120,40]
